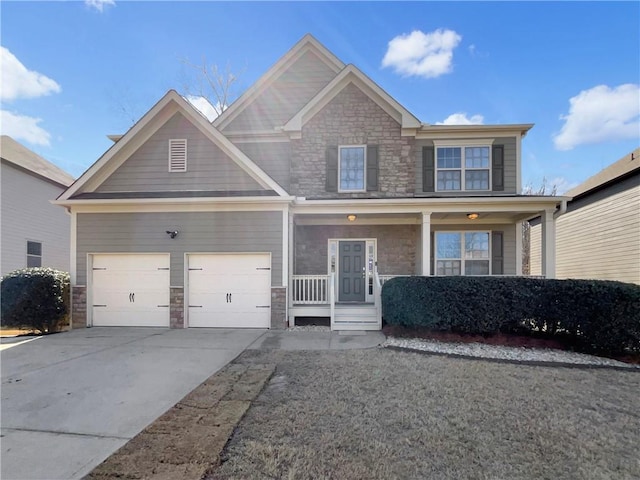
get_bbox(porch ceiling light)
[467,213,479,220]
[347,214,357,222]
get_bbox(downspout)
[553,199,568,219]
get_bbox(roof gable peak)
[213,34,345,131]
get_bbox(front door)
[339,241,365,302]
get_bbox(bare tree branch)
[179,56,245,117]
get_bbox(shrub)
[381,276,640,356]
[1,268,70,334]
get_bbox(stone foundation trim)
[170,287,185,329]
[271,287,287,329]
[71,285,87,329]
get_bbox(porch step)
[333,305,378,329]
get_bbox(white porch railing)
[292,275,329,304]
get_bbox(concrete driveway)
[0,327,266,480]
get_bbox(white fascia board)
[292,196,569,215]
[283,65,421,134]
[59,91,185,201]
[214,35,344,131]
[416,124,534,140]
[61,90,290,200]
[169,94,290,196]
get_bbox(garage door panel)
[188,254,271,328]
[92,254,169,327]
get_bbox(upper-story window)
[339,146,366,192]
[436,146,490,191]
[326,145,378,193]
[168,139,187,172]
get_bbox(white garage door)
[188,254,271,328]
[92,254,170,327]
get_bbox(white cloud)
[548,176,579,195]
[382,29,462,79]
[185,95,219,122]
[553,84,640,150]
[0,110,52,146]
[85,0,115,13]
[436,113,484,125]
[0,47,61,101]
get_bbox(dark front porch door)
[339,241,365,302]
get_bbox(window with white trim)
[339,145,366,192]
[435,232,490,276]
[27,241,42,268]
[168,139,187,172]
[436,146,490,191]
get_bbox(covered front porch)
[287,197,566,330]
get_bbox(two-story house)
[55,34,566,331]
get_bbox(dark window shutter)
[492,145,504,192]
[326,146,338,192]
[492,231,504,275]
[366,145,379,192]
[422,146,435,192]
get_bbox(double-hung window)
[435,144,491,191]
[338,146,366,192]
[435,232,490,276]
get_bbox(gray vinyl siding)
[433,224,517,275]
[224,50,337,133]
[96,112,263,193]
[415,137,517,195]
[1,162,70,275]
[76,211,283,286]
[234,141,291,191]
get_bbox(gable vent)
[168,139,187,172]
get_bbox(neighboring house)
[1,136,75,276]
[55,34,565,331]
[530,148,639,284]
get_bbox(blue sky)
[1,1,639,193]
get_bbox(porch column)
[421,212,431,276]
[287,211,294,326]
[541,209,556,279]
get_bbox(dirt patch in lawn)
[207,348,640,480]
[85,362,275,480]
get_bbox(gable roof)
[213,34,345,131]
[1,135,74,187]
[567,147,640,198]
[283,64,422,134]
[57,90,289,203]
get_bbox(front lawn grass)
[208,348,640,480]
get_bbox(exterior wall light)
[347,214,357,222]
[467,213,479,220]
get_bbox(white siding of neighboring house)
[555,182,640,284]
[529,222,542,276]
[529,180,639,284]
[1,162,70,276]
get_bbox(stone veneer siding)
[271,287,287,329]
[71,286,87,329]
[295,225,419,276]
[170,287,184,329]
[290,83,415,199]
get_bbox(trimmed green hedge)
[381,276,640,356]
[1,268,70,334]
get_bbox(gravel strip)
[287,325,331,332]
[384,336,639,368]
